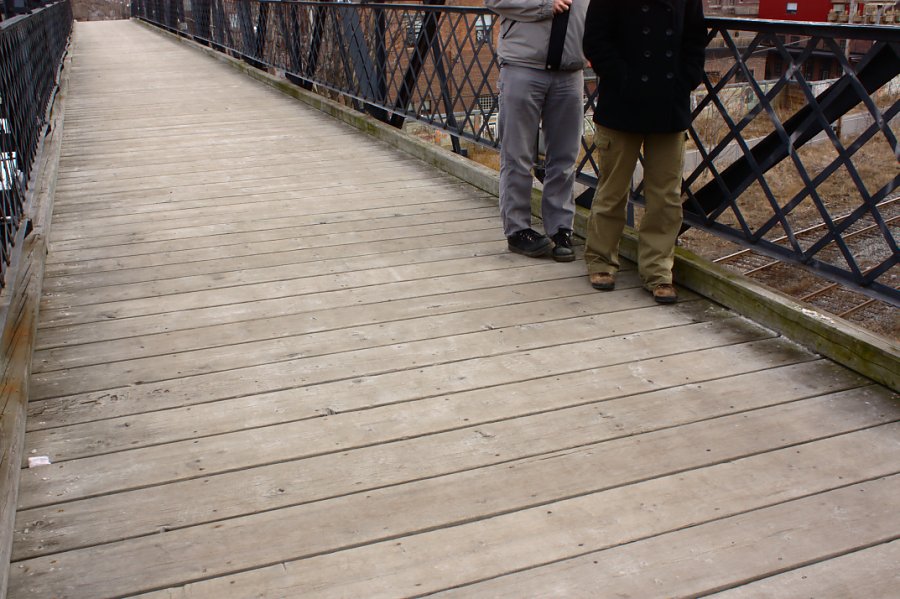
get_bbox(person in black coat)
[581,0,706,303]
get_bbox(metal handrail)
[0,0,72,288]
[130,0,898,304]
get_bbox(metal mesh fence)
[0,0,72,288]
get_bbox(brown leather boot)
[589,272,615,291]
[649,283,678,304]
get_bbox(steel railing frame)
[131,0,899,304]
[676,17,898,303]
[2,0,54,23]
[0,0,72,288]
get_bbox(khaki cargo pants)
[584,124,686,289]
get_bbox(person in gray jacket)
[485,0,589,261]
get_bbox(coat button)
[644,50,651,58]
[666,50,673,57]
[642,26,650,34]
[666,28,674,36]
[641,74,649,82]
[641,4,649,12]
[666,72,675,79]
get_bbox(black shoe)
[507,228,552,258]
[550,228,575,262]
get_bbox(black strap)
[545,10,570,70]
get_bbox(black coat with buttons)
[583,0,707,133]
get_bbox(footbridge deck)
[5,19,899,599]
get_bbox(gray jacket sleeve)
[484,0,554,22]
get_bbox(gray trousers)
[498,65,583,237]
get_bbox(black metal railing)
[134,0,504,154]
[133,1,898,304]
[1,0,53,22]
[0,0,72,288]
[675,18,898,304]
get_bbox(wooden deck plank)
[32,262,593,350]
[47,176,468,220]
[47,184,491,229]
[32,288,670,399]
[19,317,769,507]
[26,303,743,432]
[32,276,592,377]
[42,213,502,281]
[27,310,800,463]
[11,425,898,598]
[48,174,464,220]
[24,351,854,462]
[429,480,900,598]
[39,221,505,308]
[149,482,900,599]
[54,146,408,185]
[708,541,900,598]
[55,142,405,176]
[45,195,490,253]
[50,160,426,202]
[42,217,500,279]
[46,178,476,239]
[13,361,872,561]
[41,228,505,295]
[40,245,525,330]
[29,274,602,392]
[9,20,898,599]
[56,129,354,163]
[134,432,899,599]
[32,283,693,401]
[48,172,448,218]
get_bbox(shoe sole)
[590,276,615,291]
[508,242,552,258]
[552,252,576,262]
[646,285,678,304]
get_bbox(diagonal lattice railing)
[0,0,72,288]
[674,19,898,301]
[135,0,504,151]
[130,0,899,305]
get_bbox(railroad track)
[711,196,898,337]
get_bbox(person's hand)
[552,0,572,14]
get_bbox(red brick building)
[759,0,898,22]
[755,1,897,81]
[758,0,833,20]
[704,0,760,16]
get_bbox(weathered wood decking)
[8,20,899,598]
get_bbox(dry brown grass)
[690,132,897,237]
[464,143,500,171]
